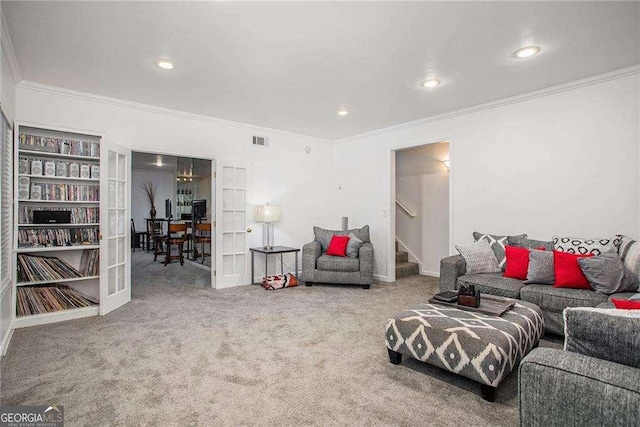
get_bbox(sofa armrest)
[302,241,321,282]
[439,254,466,292]
[359,242,374,284]
[519,348,640,427]
[564,307,640,369]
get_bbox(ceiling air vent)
[252,136,267,147]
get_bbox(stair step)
[396,251,409,263]
[396,261,419,279]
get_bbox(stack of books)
[18,206,100,224]
[17,254,83,283]
[79,249,100,276]
[18,228,99,247]
[28,183,99,201]
[19,134,100,157]
[16,285,98,317]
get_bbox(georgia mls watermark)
[0,406,63,427]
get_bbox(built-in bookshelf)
[13,124,103,328]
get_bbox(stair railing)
[395,199,416,218]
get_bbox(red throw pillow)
[504,246,530,280]
[326,235,350,257]
[553,251,593,289]
[611,298,640,310]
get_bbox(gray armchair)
[302,225,373,289]
[519,306,640,426]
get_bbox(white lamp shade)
[254,205,281,223]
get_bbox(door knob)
[246,227,252,233]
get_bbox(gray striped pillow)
[455,241,501,274]
[617,235,640,282]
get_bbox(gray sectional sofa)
[439,254,631,335]
[519,307,640,426]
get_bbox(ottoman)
[385,299,544,401]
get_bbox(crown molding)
[16,81,332,144]
[335,65,640,144]
[1,12,22,84]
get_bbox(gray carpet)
[130,249,211,289]
[1,270,561,426]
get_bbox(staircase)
[395,241,419,279]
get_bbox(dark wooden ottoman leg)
[481,384,497,402]
[388,349,402,365]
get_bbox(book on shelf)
[79,249,100,276]
[18,228,98,247]
[19,133,100,158]
[17,253,85,283]
[22,183,99,201]
[18,206,100,225]
[16,284,98,317]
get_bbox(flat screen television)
[165,198,172,220]
[192,199,206,221]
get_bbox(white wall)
[131,169,177,233]
[16,83,337,281]
[335,73,640,280]
[395,142,449,275]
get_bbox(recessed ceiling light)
[337,110,349,116]
[514,46,541,59]
[156,59,175,70]
[421,79,441,88]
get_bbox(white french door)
[100,142,131,314]
[215,161,252,288]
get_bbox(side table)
[249,246,300,285]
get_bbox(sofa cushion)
[553,235,615,256]
[525,249,555,285]
[578,251,639,295]
[507,236,554,251]
[520,285,608,313]
[314,225,370,252]
[346,232,364,258]
[564,307,640,369]
[617,235,640,282]
[316,254,360,272]
[457,273,525,299]
[455,241,500,274]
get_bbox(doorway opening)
[391,141,450,280]
[130,151,215,290]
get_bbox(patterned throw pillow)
[553,236,615,256]
[455,241,501,274]
[473,232,527,271]
[617,235,640,282]
[262,273,298,290]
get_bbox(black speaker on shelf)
[33,210,71,224]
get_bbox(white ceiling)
[4,1,639,140]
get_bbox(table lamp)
[254,204,280,249]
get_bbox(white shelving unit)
[12,124,103,328]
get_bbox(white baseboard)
[421,270,440,278]
[1,327,14,356]
[373,274,392,283]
